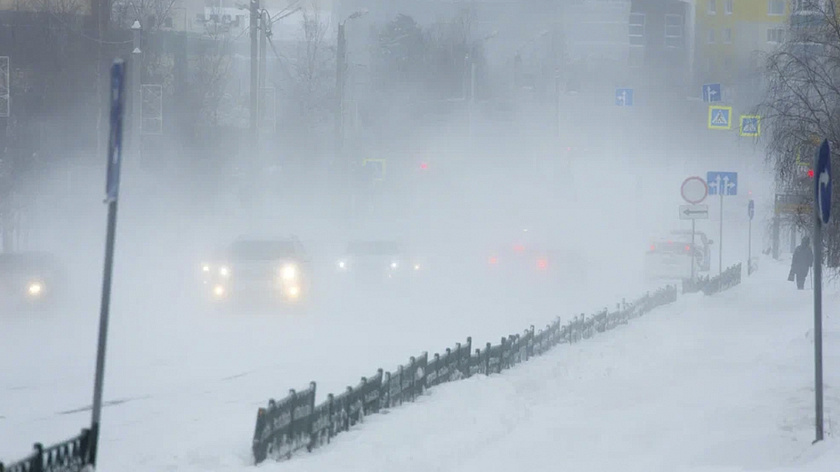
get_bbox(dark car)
[335,240,426,282]
[199,237,311,306]
[0,251,65,310]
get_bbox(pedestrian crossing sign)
[739,115,760,137]
[708,105,732,130]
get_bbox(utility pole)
[250,0,259,146]
[259,10,268,134]
[335,21,346,167]
[131,20,142,164]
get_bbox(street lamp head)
[131,19,142,30]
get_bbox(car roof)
[0,252,61,270]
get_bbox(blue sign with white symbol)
[748,199,755,220]
[615,88,634,106]
[816,139,831,224]
[703,83,722,103]
[707,171,738,196]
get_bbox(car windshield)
[228,240,297,261]
[347,241,402,256]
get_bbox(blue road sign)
[703,83,722,103]
[708,106,732,130]
[748,199,755,220]
[106,60,127,202]
[615,88,634,106]
[816,139,832,224]
[740,115,761,137]
[707,171,738,196]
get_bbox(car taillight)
[513,244,525,253]
[537,259,548,270]
[650,244,656,251]
[685,245,691,252]
[489,256,499,265]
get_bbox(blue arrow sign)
[615,88,634,106]
[748,199,755,220]
[703,83,721,103]
[816,139,831,224]
[707,171,738,196]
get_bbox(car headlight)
[281,264,298,281]
[212,284,226,298]
[390,261,399,270]
[414,264,421,271]
[202,264,211,273]
[28,282,43,296]
[285,285,301,299]
[219,266,231,278]
[337,260,347,270]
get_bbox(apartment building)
[693,0,790,104]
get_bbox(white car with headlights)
[0,251,65,310]
[200,237,311,306]
[335,240,425,282]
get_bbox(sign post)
[90,60,127,467]
[748,199,754,275]
[682,177,709,280]
[813,139,831,443]
[707,171,738,278]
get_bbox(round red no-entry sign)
[681,176,708,204]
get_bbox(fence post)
[287,389,296,459]
[307,382,316,450]
[382,372,391,410]
[484,342,491,376]
[327,393,335,442]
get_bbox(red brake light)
[808,169,815,178]
[537,259,548,269]
[650,244,656,251]
[489,256,498,265]
[513,244,525,253]
[420,162,429,170]
[685,245,691,252]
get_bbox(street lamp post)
[335,10,367,226]
[131,20,142,163]
[335,10,367,165]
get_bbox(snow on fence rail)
[251,285,679,465]
[682,263,743,296]
[0,428,93,472]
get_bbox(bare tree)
[294,3,333,123]
[758,0,840,268]
[190,35,235,127]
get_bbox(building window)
[629,12,645,46]
[665,14,684,48]
[708,28,716,43]
[723,28,733,43]
[708,0,717,14]
[767,27,785,42]
[768,0,786,15]
[725,0,734,14]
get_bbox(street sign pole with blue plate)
[707,171,737,279]
[91,59,127,468]
[813,138,831,443]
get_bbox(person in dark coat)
[789,236,814,290]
